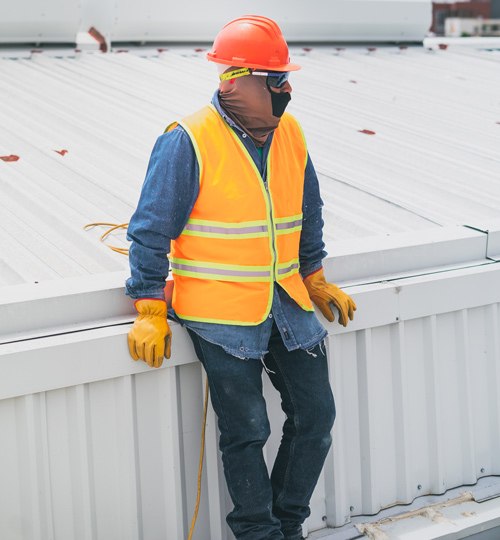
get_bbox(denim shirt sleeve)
[299,153,327,278]
[125,127,199,300]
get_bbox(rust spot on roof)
[55,150,68,156]
[359,130,376,135]
[439,44,448,50]
[367,47,377,52]
[335,47,345,51]
[158,48,169,53]
[1,155,20,162]
[350,80,357,84]
[303,47,312,52]
[194,48,206,52]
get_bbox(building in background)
[491,0,500,16]
[445,16,500,34]
[431,0,490,34]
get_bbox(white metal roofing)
[0,43,499,293]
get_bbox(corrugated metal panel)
[1,44,499,290]
[2,263,500,539]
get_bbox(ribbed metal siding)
[0,365,210,540]
[2,263,500,539]
[322,298,500,530]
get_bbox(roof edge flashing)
[324,225,489,285]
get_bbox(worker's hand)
[128,299,171,368]
[303,267,356,327]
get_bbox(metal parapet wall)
[1,260,500,539]
[0,0,432,46]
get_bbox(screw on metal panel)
[350,506,354,511]
[418,485,422,490]
[322,516,327,521]
[396,317,399,321]
[481,468,485,473]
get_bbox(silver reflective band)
[184,223,268,235]
[172,262,271,278]
[278,263,299,275]
[276,219,302,231]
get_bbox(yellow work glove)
[303,268,356,327]
[128,299,171,368]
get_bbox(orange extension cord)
[84,222,209,540]
[83,222,130,254]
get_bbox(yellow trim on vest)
[274,214,303,224]
[215,109,277,322]
[173,312,273,326]
[293,117,309,170]
[165,120,204,187]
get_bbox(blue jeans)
[187,323,336,540]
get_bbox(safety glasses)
[219,68,290,88]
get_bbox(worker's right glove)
[303,267,356,327]
[128,298,171,368]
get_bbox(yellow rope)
[83,222,130,254]
[84,221,209,540]
[188,376,210,540]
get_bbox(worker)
[126,15,356,540]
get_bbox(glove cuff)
[135,298,167,317]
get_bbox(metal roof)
[0,43,499,291]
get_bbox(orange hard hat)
[207,15,301,72]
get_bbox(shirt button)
[269,314,273,318]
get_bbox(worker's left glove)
[128,298,171,368]
[303,267,356,327]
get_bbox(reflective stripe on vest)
[182,218,269,238]
[169,105,314,324]
[171,257,272,281]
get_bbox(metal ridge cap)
[0,270,130,305]
[323,225,489,286]
[0,271,175,344]
[0,272,135,343]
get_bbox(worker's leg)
[264,325,335,540]
[187,329,284,540]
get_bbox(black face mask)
[270,89,291,118]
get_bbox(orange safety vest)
[167,104,314,325]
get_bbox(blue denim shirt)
[126,91,328,359]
